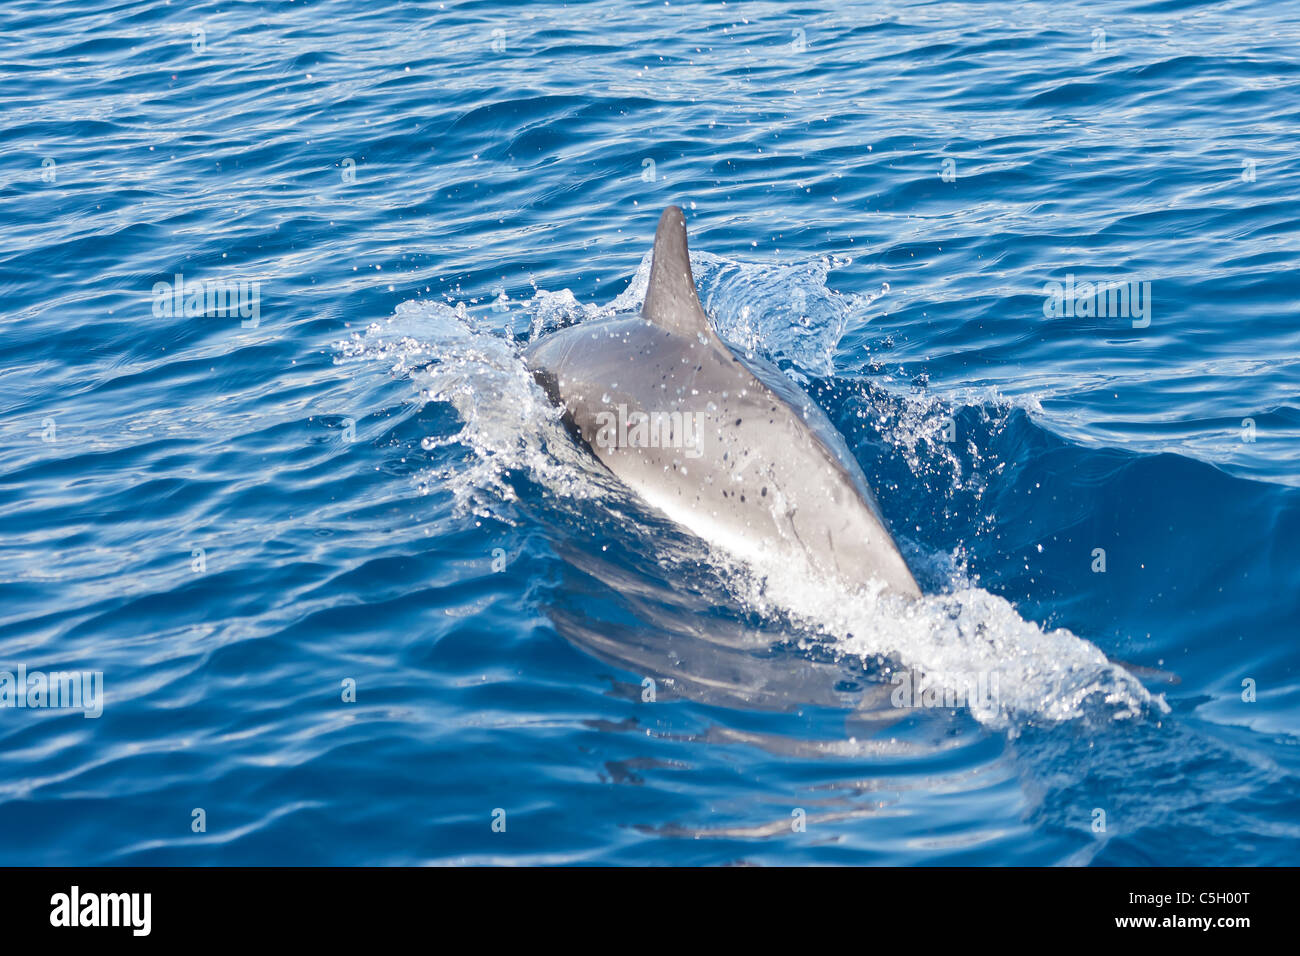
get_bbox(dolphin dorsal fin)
[641,206,712,340]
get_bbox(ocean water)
[1,0,1297,866]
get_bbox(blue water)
[1,0,1297,866]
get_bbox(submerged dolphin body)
[525,206,921,599]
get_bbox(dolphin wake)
[335,252,1167,734]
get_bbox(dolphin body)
[525,206,921,599]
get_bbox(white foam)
[720,548,1166,733]
[334,298,612,521]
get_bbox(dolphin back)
[525,206,922,599]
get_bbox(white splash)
[334,298,611,520]
[720,548,1166,733]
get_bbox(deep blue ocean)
[1,0,1297,866]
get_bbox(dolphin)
[525,206,921,599]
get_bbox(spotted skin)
[525,207,921,599]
